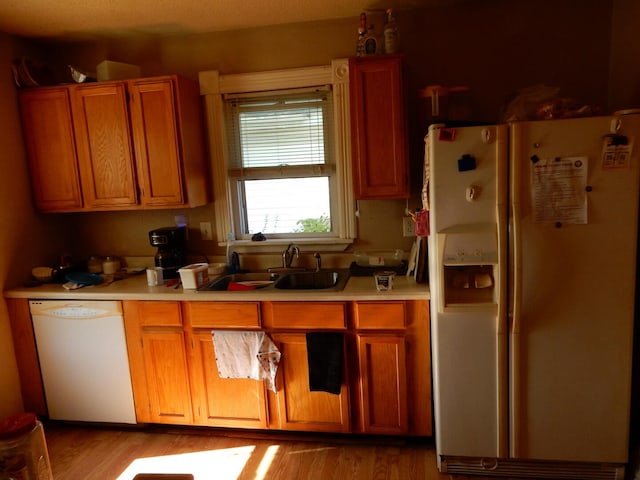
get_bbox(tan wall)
[0,34,77,416]
[29,0,614,263]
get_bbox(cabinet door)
[18,88,83,211]
[128,78,186,207]
[71,83,138,208]
[123,301,193,424]
[188,330,268,428]
[356,333,408,434]
[349,56,409,199]
[141,328,193,425]
[272,332,350,432]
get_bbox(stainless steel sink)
[198,272,278,291]
[274,269,350,291]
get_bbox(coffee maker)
[149,226,187,279]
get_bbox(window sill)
[218,238,354,253]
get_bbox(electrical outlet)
[403,217,415,237]
[199,222,213,241]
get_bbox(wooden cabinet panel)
[6,298,46,415]
[349,55,409,199]
[129,75,208,208]
[129,78,184,206]
[122,300,192,424]
[137,301,183,327]
[352,301,406,329]
[18,88,83,211]
[71,83,138,208]
[356,333,407,434]
[188,330,268,428]
[405,299,432,436]
[263,302,347,329]
[272,333,350,432]
[141,329,193,424]
[186,301,261,329]
[18,75,208,212]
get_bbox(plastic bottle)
[384,9,399,54]
[356,12,367,57]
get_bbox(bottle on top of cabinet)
[356,12,367,57]
[384,9,399,54]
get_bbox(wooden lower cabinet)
[119,299,430,436]
[356,333,408,434]
[123,301,193,424]
[351,300,432,436]
[184,301,268,429]
[9,297,430,436]
[271,332,350,433]
[6,298,46,415]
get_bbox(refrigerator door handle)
[509,124,524,457]
[495,123,509,458]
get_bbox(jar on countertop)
[102,256,121,275]
[87,255,103,273]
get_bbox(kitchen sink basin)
[274,269,350,291]
[198,272,278,291]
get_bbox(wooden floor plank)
[40,423,498,480]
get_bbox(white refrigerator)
[427,113,640,479]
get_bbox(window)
[225,88,336,238]
[199,61,355,252]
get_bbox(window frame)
[225,87,336,240]
[199,60,355,253]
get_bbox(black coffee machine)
[149,226,187,279]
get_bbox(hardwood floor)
[41,422,495,480]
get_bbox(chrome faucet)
[282,244,300,268]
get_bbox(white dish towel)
[212,330,281,393]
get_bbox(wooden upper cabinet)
[71,83,138,209]
[128,76,208,208]
[18,88,83,212]
[18,75,209,212]
[349,55,409,199]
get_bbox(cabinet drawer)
[265,302,347,329]
[186,302,261,329]
[138,301,182,327]
[353,302,406,329]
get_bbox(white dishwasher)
[29,300,136,424]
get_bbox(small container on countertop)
[102,256,121,275]
[178,263,210,289]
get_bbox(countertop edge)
[4,275,430,301]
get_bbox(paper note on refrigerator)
[531,156,587,224]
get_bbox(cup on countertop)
[146,267,164,286]
[374,271,396,291]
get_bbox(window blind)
[225,88,334,172]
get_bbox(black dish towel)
[306,332,344,395]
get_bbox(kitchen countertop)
[4,273,430,301]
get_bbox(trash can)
[0,412,53,480]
